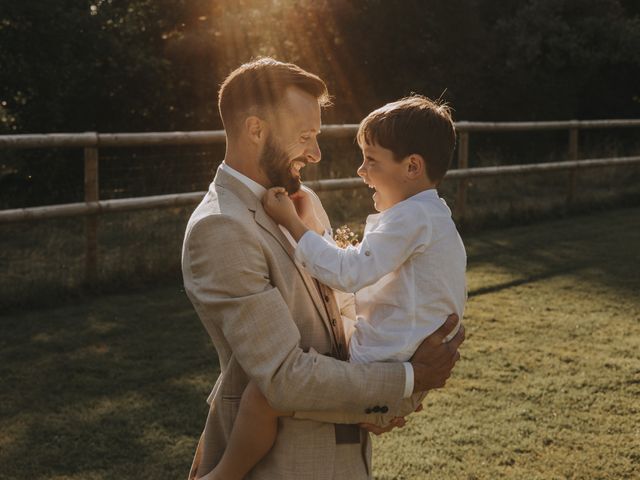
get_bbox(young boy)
[210,95,466,479]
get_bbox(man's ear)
[406,154,426,179]
[245,116,267,145]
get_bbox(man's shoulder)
[186,185,256,239]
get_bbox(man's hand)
[359,416,407,436]
[410,314,465,393]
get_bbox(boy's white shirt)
[296,188,467,365]
[220,162,415,397]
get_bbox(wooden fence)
[1,119,639,284]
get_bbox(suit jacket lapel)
[253,208,334,329]
[213,168,334,337]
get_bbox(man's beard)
[259,134,305,194]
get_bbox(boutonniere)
[334,225,360,249]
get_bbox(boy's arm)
[303,187,358,341]
[295,204,431,293]
[184,213,407,413]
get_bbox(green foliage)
[490,0,640,119]
[1,0,639,209]
[0,1,190,133]
[1,0,639,134]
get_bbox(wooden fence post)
[567,125,579,206]
[84,142,99,285]
[456,131,470,223]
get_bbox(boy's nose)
[357,162,366,177]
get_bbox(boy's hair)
[218,57,331,134]
[356,95,456,183]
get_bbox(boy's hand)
[290,189,325,235]
[263,187,298,228]
[289,189,313,223]
[262,187,311,241]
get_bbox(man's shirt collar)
[220,162,267,199]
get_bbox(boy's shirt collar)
[367,188,440,222]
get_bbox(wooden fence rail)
[1,119,639,283]
[2,119,640,149]
[1,155,638,224]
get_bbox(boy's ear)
[406,154,426,179]
[245,116,267,145]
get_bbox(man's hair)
[356,95,456,183]
[218,57,331,134]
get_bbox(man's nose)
[306,139,321,163]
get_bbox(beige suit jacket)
[182,167,407,479]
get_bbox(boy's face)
[357,142,409,212]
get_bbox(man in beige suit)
[182,58,465,479]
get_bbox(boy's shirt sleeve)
[295,202,431,293]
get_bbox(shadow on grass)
[465,205,640,299]
[0,286,215,478]
[1,206,639,478]
[468,263,589,298]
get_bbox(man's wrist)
[410,361,426,393]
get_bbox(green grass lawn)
[1,207,639,479]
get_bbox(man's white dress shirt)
[296,188,467,364]
[219,162,415,396]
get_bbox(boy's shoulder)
[376,194,433,230]
[412,189,453,216]
[398,189,448,215]
[389,190,455,236]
